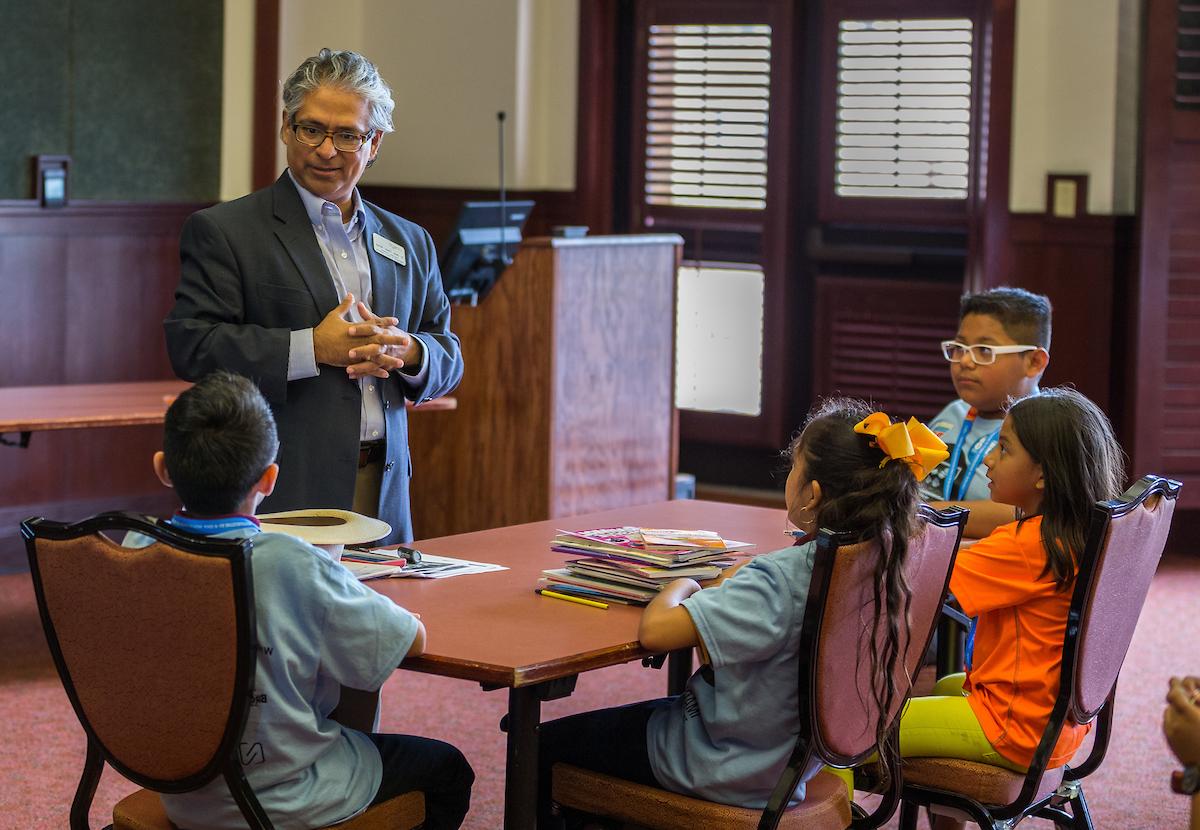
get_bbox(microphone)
[497,111,510,265]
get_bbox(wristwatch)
[1172,764,1200,795]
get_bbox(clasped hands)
[313,293,418,380]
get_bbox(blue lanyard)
[167,513,260,536]
[941,410,1000,502]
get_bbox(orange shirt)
[950,516,1089,768]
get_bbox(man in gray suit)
[165,48,463,544]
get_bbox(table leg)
[667,648,693,695]
[504,685,542,830]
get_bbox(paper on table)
[344,551,508,581]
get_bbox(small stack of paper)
[539,527,752,605]
[341,549,507,581]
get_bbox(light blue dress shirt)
[284,171,428,443]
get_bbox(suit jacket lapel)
[271,173,339,314]
[363,207,398,317]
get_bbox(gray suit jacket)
[164,173,464,543]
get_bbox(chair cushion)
[552,764,852,830]
[112,787,424,830]
[903,757,1064,806]
[112,789,172,830]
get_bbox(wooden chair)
[898,474,1183,830]
[21,511,424,830]
[552,505,969,830]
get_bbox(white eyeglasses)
[940,341,1041,365]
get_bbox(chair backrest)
[757,506,967,830]
[987,475,1183,818]
[1069,474,1181,721]
[809,505,967,765]
[21,512,258,797]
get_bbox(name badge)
[373,234,407,266]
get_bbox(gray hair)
[282,48,395,134]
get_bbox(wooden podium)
[407,234,682,539]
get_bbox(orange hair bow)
[853,413,950,482]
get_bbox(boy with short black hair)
[923,287,1052,537]
[150,371,473,829]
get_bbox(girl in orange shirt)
[899,387,1124,772]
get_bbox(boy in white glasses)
[923,287,1051,537]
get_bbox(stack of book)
[538,527,753,605]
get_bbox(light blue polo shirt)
[132,516,419,830]
[922,399,1003,503]
[646,542,824,809]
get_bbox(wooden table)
[367,498,789,830]
[0,380,457,446]
[0,380,191,445]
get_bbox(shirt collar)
[168,511,261,538]
[287,169,364,232]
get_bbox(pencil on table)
[536,588,609,610]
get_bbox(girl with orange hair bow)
[534,398,944,826]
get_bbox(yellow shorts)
[898,673,1026,773]
[829,673,1025,799]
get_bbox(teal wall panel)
[0,0,222,202]
[0,4,71,199]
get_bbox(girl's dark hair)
[1006,387,1125,590]
[791,397,922,772]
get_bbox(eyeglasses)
[940,340,1041,365]
[289,121,375,152]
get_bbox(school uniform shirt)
[951,516,1090,768]
[646,543,824,809]
[921,399,1003,504]
[132,517,419,830]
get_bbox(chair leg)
[899,799,920,830]
[929,814,967,830]
[71,738,105,830]
[1062,787,1094,830]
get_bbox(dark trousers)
[536,698,673,829]
[367,733,475,830]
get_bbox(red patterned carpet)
[1,554,1195,829]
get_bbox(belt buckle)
[358,441,384,469]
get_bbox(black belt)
[358,441,385,468]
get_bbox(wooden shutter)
[1129,0,1200,507]
[644,23,772,210]
[811,276,959,421]
[834,18,973,200]
[1176,1,1200,108]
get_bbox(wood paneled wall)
[1005,213,1136,425]
[811,276,961,422]
[1129,0,1200,508]
[0,202,201,570]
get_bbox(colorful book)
[542,527,753,604]
[565,558,728,586]
[539,568,659,604]
[551,526,752,565]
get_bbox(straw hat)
[258,508,391,554]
